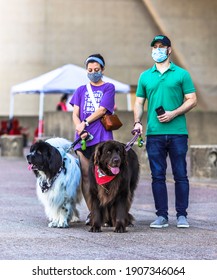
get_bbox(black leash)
[67,130,93,153]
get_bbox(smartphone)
[155,106,165,116]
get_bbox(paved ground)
[0,147,217,261]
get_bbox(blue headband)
[85,56,104,67]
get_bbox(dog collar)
[94,166,116,185]
[39,166,63,193]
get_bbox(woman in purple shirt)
[70,54,115,224]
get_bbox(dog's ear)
[120,143,127,165]
[29,142,37,153]
[48,146,62,177]
[94,142,104,165]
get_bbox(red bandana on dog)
[95,166,116,185]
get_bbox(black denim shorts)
[76,145,97,160]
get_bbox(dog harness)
[39,166,64,193]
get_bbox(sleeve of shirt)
[100,83,115,113]
[182,71,196,94]
[69,87,82,107]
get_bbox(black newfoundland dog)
[88,140,140,233]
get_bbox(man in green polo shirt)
[134,35,197,228]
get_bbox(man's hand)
[133,122,143,134]
[157,111,176,123]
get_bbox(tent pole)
[38,91,45,137]
[9,91,15,120]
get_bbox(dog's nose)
[112,157,120,165]
[26,153,32,161]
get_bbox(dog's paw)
[89,226,102,233]
[114,222,126,233]
[48,221,69,228]
[48,221,58,228]
[57,221,69,228]
[114,227,126,233]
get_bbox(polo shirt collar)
[151,61,175,72]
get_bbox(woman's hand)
[75,122,87,138]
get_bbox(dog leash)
[69,129,143,153]
[68,130,94,152]
[125,129,144,151]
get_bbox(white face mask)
[152,48,168,63]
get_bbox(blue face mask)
[87,72,103,83]
[152,48,168,63]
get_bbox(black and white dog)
[26,137,82,228]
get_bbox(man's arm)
[175,92,197,115]
[133,96,146,133]
[158,92,197,123]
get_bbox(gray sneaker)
[150,216,169,228]
[177,216,189,228]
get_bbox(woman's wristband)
[134,121,142,126]
[83,119,89,127]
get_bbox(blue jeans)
[146,135,189,220]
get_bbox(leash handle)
[125,129,141,151]
[131,128,141,136]
[70,130,94,151]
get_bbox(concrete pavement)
[0,148,217,260]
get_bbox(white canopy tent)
[10,64,131,137]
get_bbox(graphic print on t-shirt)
[83,90,103,113]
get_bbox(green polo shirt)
[136,62,196,135]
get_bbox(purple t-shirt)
[69,82,115,150]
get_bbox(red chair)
[0,120,8,135]
[8,119,21,135]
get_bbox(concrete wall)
[0,0,216,117]
[1,0,154,116]
[44,111,217,146]
[2,111,217,146]
[0,0,46,116]
[142,0,217,110]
